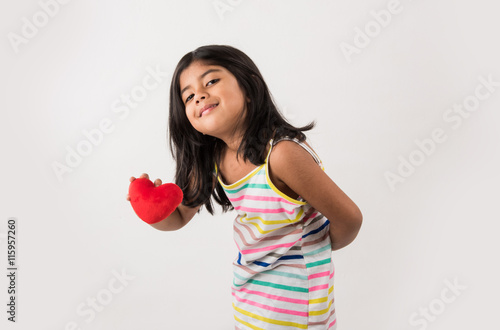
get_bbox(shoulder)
[271,139,309,159]
[269,139,320,181]
[270,138,318,161]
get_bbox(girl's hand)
[127,173,184,225]
[126,173,163,201]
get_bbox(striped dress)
[215,137,337,329]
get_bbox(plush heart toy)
[128,178,183,224]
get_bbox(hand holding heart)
[127,173,183,224]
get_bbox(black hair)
[168,44,315,215]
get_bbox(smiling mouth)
[200,104,218,117]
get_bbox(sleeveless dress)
[215,137,337,329]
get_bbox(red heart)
[128,178,183,224]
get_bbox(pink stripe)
[308,271,330,280]
[239,238,301,254]
[309,284,329,292]
[229,194,297,205]
[329,319,337,328]
[232,292,308,317]
[235,206,295,215]
[232,286,308,305]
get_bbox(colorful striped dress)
[215,136,337,329]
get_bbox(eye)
[207,78,219,86]
[184,79,219,103]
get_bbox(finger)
[140,173,149,179]
[126,194,130,201]
[154,178,162,186]
[129,176,136,182]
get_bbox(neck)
[222,133,244,154]
[211,124,246,154]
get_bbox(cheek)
[184,107,196,125]
[225,89,246,109]
[185,105,196,119]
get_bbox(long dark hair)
[168,45,315,215]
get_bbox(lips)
[199,103,218,117]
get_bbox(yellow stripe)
[238,209,304,234]
[240,208,304,226]
[264,138,327,204]
[234,315,265,330]
[309,296,328,304]
[264,139,307,205]
[308,299,333,316]
[233,303,308,329]
[309,284,334,304]
[264,165,307,205]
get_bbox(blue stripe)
[302,219,330,238]
[253,255,304,266]
[237,252,242,265]
[278,255,304,260]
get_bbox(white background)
[1,0,499,329]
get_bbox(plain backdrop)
[1,0,499,329]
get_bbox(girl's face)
[179,61,249,141]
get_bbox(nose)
[195,92,209,104]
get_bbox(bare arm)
[269,141,363,251]
[148,202,201,231]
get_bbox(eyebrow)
[180,68,222,97]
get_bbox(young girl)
[127,45,362,329]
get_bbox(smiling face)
[179,61,249,142]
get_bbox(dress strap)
[268,136,323,167]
